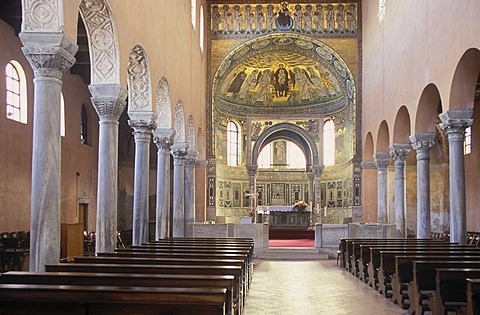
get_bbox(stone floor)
[244,259,408,315]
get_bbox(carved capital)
[89,83,127,121]
[20,33,78,79]
[410,132,436,161]
[389,143,411,164]
[360,160,377,169]
[439,109,473,142]
[154,135,174,151]
[246,164,258,176]
[185,156,197,167]
[310,164,324,175]
[128,119,156,141]
[171,143,188,160]
[373,152,390,171]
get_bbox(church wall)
[465,102,480,231]
[361,167,377,223]
[0,20,99,232]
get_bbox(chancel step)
[258,248,329,260]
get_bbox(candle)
[324,206,327,217]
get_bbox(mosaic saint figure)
[244,5,254,34]
[306,66,327,98]
[232,5,242,34]
[227,68,247,96]
[277,2,291,29]
[254,69,273,104]
[238,69,259,100]
[254,5,264,34]
[293,67,314,101]
[304,5,313,33]
[212,5,221,34]
[317,67,337,96]
[313,4,324,33]
[265,5,276,32]
[346,4,357,33]
[293,4,303,31]
[336,4,345,33]
[274,64,289,97]
[221,5,232,34]
[326,4,335,33]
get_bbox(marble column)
[311,165,324,221]
[89,83,127,253]
[374,152,391,224]
[153,129,174,239]
[306,172,315,222]
[171,143,188,236]
[246,165,258,222]
[440,109,473,244]
[184,150,196,236]
[410,132,436,239]
[129,118,156,245]
[389,144,411,238]
[20,33,77,271]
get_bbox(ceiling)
[0,0,91,84]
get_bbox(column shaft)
[440,109,473,244]
[374,152,391,224]
[184,154,196,236]
[154,134,173,239]
[390,144,410,238]
[410,133,435,239]
[172,145,187,236]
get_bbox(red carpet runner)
[268,239,315,247]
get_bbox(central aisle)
[244,260,407,315]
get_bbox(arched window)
[324,120,335,166]
[60,93,65,137]
[258,140,306,168]
[5,61,27,124]
[199,5,204,52]
[191,0,196,29]
[227,121,240,166]
[81,105,88,145]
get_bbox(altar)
[257,206,311,227]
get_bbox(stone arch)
[449,48,480,110]
[377,121,390,152]
[173,100,186,143]
[415,84,442,133]
[187,115,196,151]
[127,44,152,112]
[156,76,172,128]
[364,132,374,161]
[392,106,411,143]
[251,123,319,170]
[79,0,121,84]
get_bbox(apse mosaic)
[213,32,356,116]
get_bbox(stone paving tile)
[244,259,408,315]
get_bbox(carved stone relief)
[156,76,172,128]
[173,100,186,143]
[127,44,151,112]
[22,0,62,32]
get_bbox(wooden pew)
[73,255,248,298]
[366,245,473,289]
[391,255,480,308]
[466,278,480,315]
[0,271,236,315]
[409,261,480,315]
[45,263,245,314]
[430,268,480,315]
[377,248,480,297]
[346,239,442,276]
[0,283,227,315]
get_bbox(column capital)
[439,109,473,141]
[310,164,324,175]
[153,128,175,151]
[128,118,156,141]
[373,152,391,170]
[89,83,127,121]
[410,132,436,151]
[389,143,411,162]
[361,160,377,169]
[20,32,78,79]
[171,143,188,159]
[246,164,258,176]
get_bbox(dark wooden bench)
[391,254,480,308]
[45,262,245,314]
[430,268,480,315]
[410,261,480,315]
[366,245,474,289]
[0,283,227,315]
[466,278,480,315]
[0,271,236,315]
[376,248,480,297]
